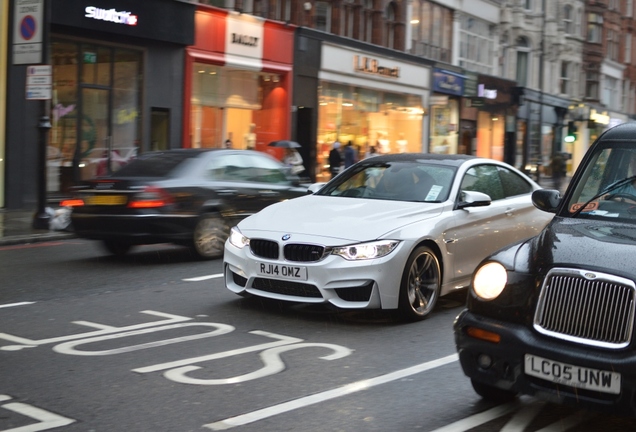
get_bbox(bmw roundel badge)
[282,234,291,241]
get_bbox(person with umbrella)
[269,140,305,176]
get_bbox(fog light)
[477,354,493,369]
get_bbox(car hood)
[530,217,636,275]
[237,195,444,242]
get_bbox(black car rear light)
[59,198,85,207]
[127,186,173,208]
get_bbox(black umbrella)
[268,140,301,149]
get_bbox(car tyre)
[471,379,517,402]
[398,246,441,321]
[192,213,229,259]
[102,240,132,256]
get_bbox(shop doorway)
[151,108,170,151]
[78,87,111,180]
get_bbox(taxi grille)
[534,268,636,348]
[252,278,322,298]
[250,239,279,259]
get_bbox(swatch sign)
[85,6,138,26]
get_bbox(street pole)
[32,0,51,229]
[536,0,546,183]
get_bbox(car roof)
[361,153,477,167]
[594,122,636,143]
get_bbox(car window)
[206,153,289,184]
[114,152,195,177]
[317,161,454,202]
[498,166,532,198]
[461,165,504,201]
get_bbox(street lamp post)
[32,0,51,229]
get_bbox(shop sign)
[590,109,610,125]
[353,56,400,78]
[83,52,96,64]
[85,6,138,26]
[463,72,478,97]
[432,69,464,96]
[25,65,51,100]
[430,95,449,106]
[225,15,264,69]
[477,84,497,99]
[468,98,485,108]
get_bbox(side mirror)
[458,190,491,209]
[532,189,561,213]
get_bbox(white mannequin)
[396,133,408,153]
[377,132,390,154]
[244,123,256,150]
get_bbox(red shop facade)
[183,6,294,159]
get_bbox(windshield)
[316,161,456,203]
[566,144,636,221]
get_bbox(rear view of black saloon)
[455,123,636,416]
[66,149,307,258]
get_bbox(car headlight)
[472,262,507,301]
[331,240,400,260]
[228,227,249,249]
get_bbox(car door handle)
[505,208,515,216]
[217,189,238,196]
[259,190,279,197]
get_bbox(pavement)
[0,176,570,247]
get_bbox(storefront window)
[430,99,459,154]
[50,38,142,192]
[190,62,284,150]
[316,81,423,181]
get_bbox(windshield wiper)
[571,175,636,218]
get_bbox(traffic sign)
[26,64,52,100]
[13,0,44,64]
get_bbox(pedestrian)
[343,141,357,168]
[328,141,342,179]
[550,152,566,192]
[224,138,233,149]
[283,147,305,176]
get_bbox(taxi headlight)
[331,240,400,260]
[228,227,249,249]
[473,262,507,301]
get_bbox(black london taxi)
[455,122,636,415]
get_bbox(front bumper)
[223,239,411,310]
[454,309,636,416]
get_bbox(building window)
[560,61,570,95]
[275,0,291,22]
[410,0,451,62]
[608,29,619,61]
[343,0,355,38]
[627,34,633,64]
[628,0,634,17]
[563,5,573,34]
[458,14,495,75]
[524,0,532,11]
[603,76,620,108]
[385,2,397,48]
[363,0,373,42]
[575,7,582,36]
[315,1,331,32]
[587,13,603,43]
[586,66,599,100]
[516,36,530,87]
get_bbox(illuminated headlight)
[228,227,249,249]
[472,262,507,301]
[331,240,399,260]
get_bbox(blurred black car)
[64,149,308,258]
[454,122,636,415]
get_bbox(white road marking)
[2,402,75,431]
[52,322,234,356]
[0,302,35,309]
[164,342,352,385]
[202,353,458,430]
[0,395,12,402]
[501,402,545,432]
[133,330,303,374]
[183,274,223,282]
[535,412,594,432]
[429,402,520,432]
[0,310,191,350]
